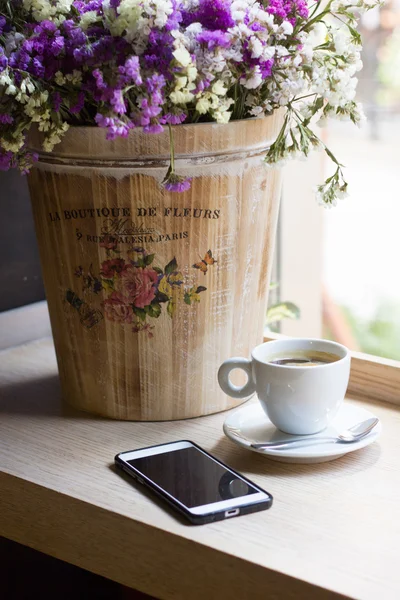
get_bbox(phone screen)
[127,445,258,508]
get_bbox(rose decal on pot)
[72,246,214,337]
[118,264,159,308]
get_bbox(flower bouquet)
[1,0,379,204]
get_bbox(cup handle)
[218,358,256,399]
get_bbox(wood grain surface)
[28,117,282,421]
[348,351,400,406]
[1,337,400,600]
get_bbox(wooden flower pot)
[28,115,283,420]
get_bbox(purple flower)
[160,112,187,125]
[51,36,65,57]
[144,123,164,134]
[145,74,166,94]
[250,23,265,32]
[165,0,182,31]
[20,152,39,175]
[194,79,211,94]
[124,56,142,85]
[197,30,231,49]
[0,150,13,171]
[32,57,45,78]
[34,20,57,34]
[183,0,235,30]
[73,45,93,63]
[266,0,308,22]
[0,16,6,36]
[0,114,14,125]
[260,59,274,78]
[295,0,309,19]
[74,0,103,12]
[92,68,107,91]
[95,113,134,139]
[163,173,192,192]
[140,98,162,118]
[0,48,8,73]
[17,49,30,71]
[110,89,126,115]
[70,91,85,114]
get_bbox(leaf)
[148,302,161,318]
[153,266,164,274]
[165,257,178,275]
[133,307,147,322]
[195,286,207,294]
[266,302,300,325]
[314,97,324,112]
[347,24,361,45]
[102,279,114,292]
[167,301,176,318]
[137,258,146,268]
[324,146,343,167]
[155,291,170,304]
[184,293,191,305]
[144,253,155,266]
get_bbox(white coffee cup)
[218,338,351,435]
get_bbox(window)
[276,3,400,361]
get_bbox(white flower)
[1,133,24,152]
[0,73,12,87]
[173,47,192,68]
[211,80,227,96]
[66,70,83,86]
[80,10,99,30]
[242,66,263,89]
[23,0,73,22]
[107,0,173,46]
[249,106,264,116]
[55,71,66,86]
[214,109,231,124]
[196,96,211,114]
[280,21,293,36]
[170,90,194,104]
[249,37,263,59]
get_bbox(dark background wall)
[0,171,45,312]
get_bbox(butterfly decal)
[192,250,217,275]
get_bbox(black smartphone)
[115,440,273,525]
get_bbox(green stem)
[309,1,321,19]
[291,93,318,103]
[298,1,333,33]
[168,123,175,173]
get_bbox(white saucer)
[223,401,381,464]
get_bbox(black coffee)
[269,350,340,367]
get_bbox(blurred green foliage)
[340,302,400,361]
[266,282,300,332]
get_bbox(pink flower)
[100,258,126,279]
[120,265,158,308]
[103,292,133,323]
[100,235,117,250]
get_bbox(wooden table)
[1,337,400,600]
